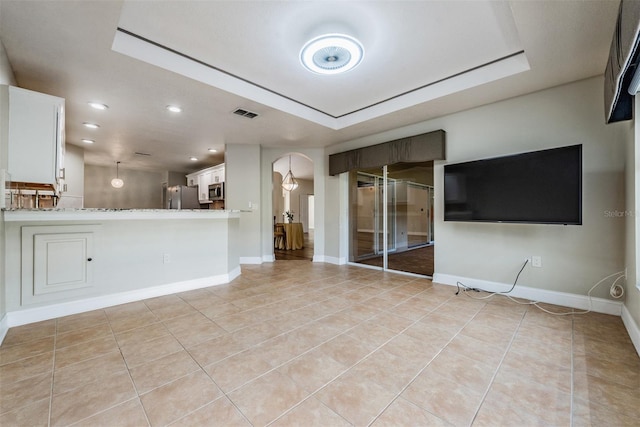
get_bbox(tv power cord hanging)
[455,260,626,316]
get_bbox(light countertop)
[2,208,241,222]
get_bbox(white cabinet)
[186,173,198,187]
[21,224,99,306]
[198,171,214,201]
[1,85,65,186]
[185,163,225,202]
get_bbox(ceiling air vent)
[135,152,151,156]
[233,108,259,119]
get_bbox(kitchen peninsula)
[1,208,240,332]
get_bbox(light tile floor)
[1,261,639,426]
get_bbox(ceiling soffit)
[112,1,530,130]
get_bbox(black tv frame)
[443,144,582,225]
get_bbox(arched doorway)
[272,154,314,261]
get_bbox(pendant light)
[281,155,298,192]
[111,161,124,188]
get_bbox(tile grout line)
[196,278,440,426]
[366,294,487,427]
[570,315,575,427]
[468,302,529,426]
[47,318,58,427]
[268,286,454,426]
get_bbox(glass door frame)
[349,163,433,277]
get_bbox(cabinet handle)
[87,258,93,262]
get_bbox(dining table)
[276,222,304,250]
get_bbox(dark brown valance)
[604,0,640,124]
[329,130,445,176]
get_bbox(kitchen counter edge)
[1,209,242,222]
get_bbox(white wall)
[290,178,313,232]
[226,144,262,263]
[57,144,84,208]
[84,164,163,209]
[0,38,15,328]
[0,40,16,87]
[327,76,628,301]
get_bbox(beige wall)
[84,164,163,209]
[327,76,628,301]
[226,144,262,262]
[272,171,284,225]
[625,96,640,329]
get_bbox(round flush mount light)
[88,102,108,110]
[166,105,182,113]
[190,156,198,161]
[208,148,218,153]
[83,122,100,129]
[81,139,95,144]
[300,33,364,75]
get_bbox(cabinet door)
[33,232,94,294]
[198,171,213,201]
[7,87,64,184]
[21,224,99,306]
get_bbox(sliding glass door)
[350,162,434,276]
[353,172,395,261]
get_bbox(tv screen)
[444,144,582,225]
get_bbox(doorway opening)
[272,154,314,261]
[350,162,434,276]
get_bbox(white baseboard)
[240,256,263,265]
[622,304,640,358]
[263,254,275,263]
[314,255,346,265]
[1,268,242,338]
[433,273,623,316]
[0,314,8,346]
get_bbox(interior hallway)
[1,262,639,426]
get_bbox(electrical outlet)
[163,253,170,264]
[532,256,542,268]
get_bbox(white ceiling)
[0,0,620,174]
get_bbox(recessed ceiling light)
[81,139,95,144]
[190,157,198,161]
[300,33,364,75]
[83,122,100,129]
[88,102,108,110]
[208,148,218,153]
[166,105,182,113]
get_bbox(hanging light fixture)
[111,161,124,188]
[281,155,299,192]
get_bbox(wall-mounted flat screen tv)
[444,144,582,225]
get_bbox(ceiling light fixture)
[281,155,299,192]
[88,102,108,110]
[190,157,198,161]
[111,161,124,189]
[83,122,100,129]
[166,105,182,113]
[208,148,218,153]
[300,33,364,75]
[81,139,95,144]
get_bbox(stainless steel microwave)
[208,183,224,201]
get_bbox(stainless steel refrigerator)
[166,185,200,209]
